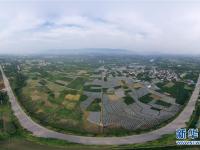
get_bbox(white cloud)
[0,0,200,54]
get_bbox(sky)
[1,0,200,54]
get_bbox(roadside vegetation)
[0,74,18,140]
[156,81,193,105]
[187,101,200,130]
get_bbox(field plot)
[2,56,196,135]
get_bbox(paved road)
[1,65,200,145]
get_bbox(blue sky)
[1,0,200,54]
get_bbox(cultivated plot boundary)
[1,65,200,145]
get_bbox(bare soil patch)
[64,94,80,101]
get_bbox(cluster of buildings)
[97,64,179,83]
[149,68,179,81]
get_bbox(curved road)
[1,66,200,145]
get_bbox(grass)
[5,60,197,136]
[139,94,153,104]
[0,91,8,105]
[4,71,181,147]
[67,77,86,90]
[1,81,165,149]
[1,130,199,150]
[0,91,18,140]
[23,130,200,150]
[79,94,88,102]
[58,76,73,82]
[20,69,179,136]
[84,85,101,92]
[157,82,193,105]
[2,60,200,149]
[12,67,100,135]
[20,81,86,135]
[164,82,174,88]
[3,68,184,137]
[124,95,135,105]
[87,98,101,111]
[0,136,111,150]
[187,102,200,129]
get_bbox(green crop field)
[157,82,193,105]
[155,100,172,107]
[87,98,101,111]
[124,95,135,105]
[139,94,153,104]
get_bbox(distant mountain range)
[41,48,135,55]
[9,48,176,56]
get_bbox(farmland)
[1,55,199,136]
